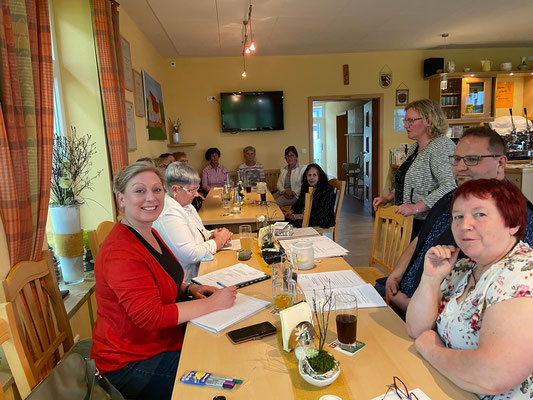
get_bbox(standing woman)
[91,162,236,400]
[274,145,306,207]
[154,162,232,283]
[284,164,335,228]
[373,99,456,236]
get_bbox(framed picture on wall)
[121,36,133,92]
[125,101,136,151]
[133,69,145,117]
[142,71,167,140]
[395,89,409,107]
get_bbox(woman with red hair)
[406,179,533,399]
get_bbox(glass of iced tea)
[239,225,253,250]
[335,294,358,352]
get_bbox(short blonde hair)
[405,99,448,138]
[113,162,165,194]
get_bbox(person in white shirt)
[154,163,232,282]
[273,145,306,207]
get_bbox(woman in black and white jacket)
[373,99,456,236]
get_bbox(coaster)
[328,340,365,356]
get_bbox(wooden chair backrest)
[87,221,115,259]
[328,179,346,241]
[0,315,9,400]
[0,250,74,398]
[301,187,314,228]
[369,206,413,274]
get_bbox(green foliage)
[307,350,336,375]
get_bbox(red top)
[91,223,183,373]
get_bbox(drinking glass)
[239,225,253,250]
[222,191,231,216]
[335,294,358,351]
[257,182,267,204]
[272,256,296,312]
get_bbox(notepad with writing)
[192,263,270,288]
[190,293,271,333]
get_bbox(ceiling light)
[249,42,256,51]
[242,71,247,78]
[244,47,251,54]
[240,2,256,76]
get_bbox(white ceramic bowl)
[463,67,471,72]
[501,62,513,71]
[299,359,340,387]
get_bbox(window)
[50,1,66,137]
[312,106,323,119]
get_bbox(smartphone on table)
[226,321,277,344]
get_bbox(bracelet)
[184,284,192,299]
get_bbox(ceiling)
[121,0,533,58]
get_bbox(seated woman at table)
[406,179,533,399]
[273,145,306,207]
[284,163,335,228]
[201,147,229,194]
[154,162,233,282]
[91,161,237,400]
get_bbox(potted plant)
[49,127,101,284]
[167,117,181,144]
[298,288,340,387]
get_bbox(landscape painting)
[142,71,167,140]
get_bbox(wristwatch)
[184,284,192,299]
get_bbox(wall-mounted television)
[220,91,284,132]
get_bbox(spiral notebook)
[192,263,270,289]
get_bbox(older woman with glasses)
[154,162,232,282]
[373,99,456,237]
[406,179,533,399]
[273,145,306,207]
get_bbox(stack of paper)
[298,270,386,309]
[278,235,349,258]
[274,227,321,241]
[192,263,269,288]
[190,293,270,333]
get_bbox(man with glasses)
[382,126,533,316]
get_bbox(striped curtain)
[0,0,54,266]
[92,0,128,177]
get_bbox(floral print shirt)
[436,241,533,400]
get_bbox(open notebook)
[192,263,270,289]
[190,293,271,333]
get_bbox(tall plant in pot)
[49,127,102,284]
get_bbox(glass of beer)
[239,225,253,250]
[335,294,358,352]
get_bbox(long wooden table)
[172,249,475,400]
[198,187,284,226]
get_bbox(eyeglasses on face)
[177,185,199,194]
[381,376,419,400]
[448,154,502,166]
[402,118,424,126]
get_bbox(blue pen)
[216,281,227,288]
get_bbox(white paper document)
[304,284,387,309]
[221,239,241,251]
[275,227,320,240]
[371,388,431,400]
[298,270,366,291]
[192,263,268,288]
[278,235,348,258]
[190,293,270,333]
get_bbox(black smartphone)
[226,321,277,344]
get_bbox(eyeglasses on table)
[381,376,419,400]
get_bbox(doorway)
[308,95,383,214]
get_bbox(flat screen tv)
[220,91,284,132]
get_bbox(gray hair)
[243,146,256,154]
[113,161,165,194]
[166,162,200,189]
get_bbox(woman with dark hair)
[284,163,335,228]
[274,145,306,207]
[201,147,228,194]
[406,179,533,399]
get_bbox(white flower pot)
[49,205,85,285]
[172,131,180,144]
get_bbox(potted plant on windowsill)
[298,287,340,387]
[49,127,101,284]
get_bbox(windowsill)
[59,271,96,319]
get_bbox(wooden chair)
[342,163,360,196]
[301,187,314,228]
[312,179,346,243]
[356,206,413,285]
[87,220,115,259]
[0,250,74,398]
[0,315,9,400]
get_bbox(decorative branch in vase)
[167,117,181,144]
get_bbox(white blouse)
[153,195,217,283]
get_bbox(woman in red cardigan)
[91,162,237,400]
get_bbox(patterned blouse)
[437,241,533,399]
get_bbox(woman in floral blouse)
[406,179,533,399]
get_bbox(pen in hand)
[216,281,227,288]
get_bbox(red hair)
[451,179,528,239]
